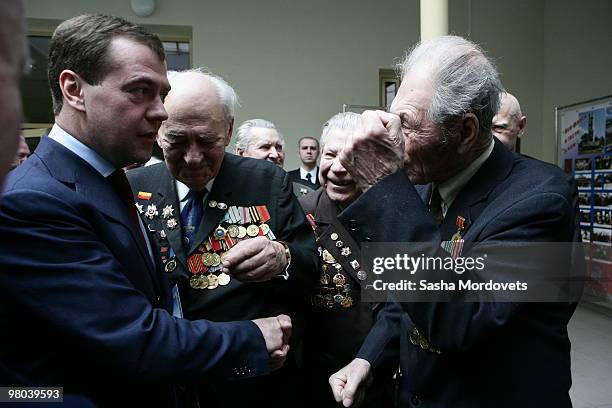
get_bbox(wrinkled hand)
[222,237,287,282]
[252,314,292,371]
[329,358,372,407]
[339,110,404,192]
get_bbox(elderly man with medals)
[298,112,397,408]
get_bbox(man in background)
[288,136,321,189]
[235,118,285,167]
[10,136,31,169]
[491,91,527,152]
[235,118,314,196]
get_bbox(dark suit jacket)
[288,168,320,189]
[128,153,318,408]
[0,137,270,407]
[345,139,579,407]
[299,188,395,408]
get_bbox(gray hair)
[166,68,238,123]
[398,35,503,137]
[234,118,284,152]
[320,112,362,149]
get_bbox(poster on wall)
[557,95,612,303]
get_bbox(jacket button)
[411,395,421,406]
[364,236,372,242]
[348,219,358,231]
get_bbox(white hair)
[166,68,238,123]
[234,118,284,152]
[320,112,362,149]
[399,35,503,137]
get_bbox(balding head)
[491,92,527,151]
[158,69,237,191]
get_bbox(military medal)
[208,200,218,208]
[350,260,360,270]
[201,252,215,267]
[214,226,227,240]
[246,224,259,237]
[211,253,222,267]
[190,273,208,289]
[330,233,339,240]
[332,273,346,286]
[164,258,177,273]
[320,273,329,285]
[341,296,353,308]
[260,224,271,236]
[217,272,231,286]
[357,270,367,281]
[333,294,344,304]
[227,224,239,238]
[161,205,174,219]
[145,204,158,219]
[166,218,178,230]
[237,226,247,239]
[322,249,335,264]
[207,274,219,289]
[340,247,351,257]
[217,202,228,210]
[135,203,144,214]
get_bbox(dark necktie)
[429,187,444,225]
[306,173,312,184]
[180,190,204,251]
[107,169,146,244]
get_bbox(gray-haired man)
[329,36,578,408]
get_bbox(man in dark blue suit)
[0,14,291,407]
[329,36,581,407]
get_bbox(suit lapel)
[316,193,364,285]
[38,137,160,289]
[151,166,187,264]
[191,154,234,256]
[441,139,514,241]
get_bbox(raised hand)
[338,110,404,192]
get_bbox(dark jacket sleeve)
[340,170,575,353]
[0,187,270,383]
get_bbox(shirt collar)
[436,138,495,215]
[175,177,215,202]
[300,166,317,180]
[48,124,116,177]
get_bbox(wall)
[24,0,612,167]
[24,0,420,170]
[541,0,612,163]
[450,0,545,158]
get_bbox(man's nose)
[147,94,168,124]
[184,145,204,166]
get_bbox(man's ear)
[58,70,86,113]
[457,112,480,155]
[224,118,234,147]
[518,116,527,137]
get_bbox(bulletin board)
[556,95,612,303]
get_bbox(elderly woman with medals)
[298,112,396,408]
